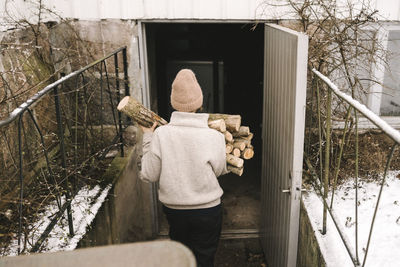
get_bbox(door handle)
[282,187,307,194]
[282,188,291,194]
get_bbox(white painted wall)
[1,0,400,27]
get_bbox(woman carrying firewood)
[139,69,228,267]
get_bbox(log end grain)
[241,148,254,160]
[226,154,244,168]
[232,147,241,157]
[227,165,244,176]
[117,96,130,111]
[224,131,233,143]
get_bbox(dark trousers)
[163,204,222,267]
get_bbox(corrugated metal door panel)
[261,24,308,267]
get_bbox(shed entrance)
[141,22,308,267]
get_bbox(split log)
[224,131,233,143]
[117,96,167,127]
[235,138,251,148]
[241,148,254,160]
[232,126,250,137]
[226,144,233,154]
[227,165,244,176]
[240,132,253,141]
[226,154,244,168]
[233,140,247,151]
[208,119,226,132]
[118,96,255,176]
[232,148,241,157]
[208,114,241,132]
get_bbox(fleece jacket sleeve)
[210,133,229,177]
[140,132,161,183]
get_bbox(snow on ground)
[3,184,112,256]
[304,171,400,267]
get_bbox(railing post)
[17,114,23,255]
[100,62,104,142]
[114,53,124,157]
[362,144,397,267]
[322,83,331,235]
[122,47,131,128]
[122,47,130,97]
[54,86,74,236]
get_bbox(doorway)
[144,22,264,234]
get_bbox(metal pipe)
[114,53,124,157]
[17,115,23,255]
[100,61,104,142]
[122,47,130,97]
[54,86,74,236]
[362,144,397,267]
[354,109,360,263]
[312,69,400,145]
[322,83,331,235]
[305,157,359,266]
[27,109,61,209]
[329,106,351,209]
[103,61,118,133]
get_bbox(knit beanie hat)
[171,69,203,112]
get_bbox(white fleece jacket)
[140,111,228,209]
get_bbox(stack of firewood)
[117,96,254,176]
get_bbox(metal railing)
[0,47,130,254]
[306,69,400,267]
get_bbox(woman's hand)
[140,122,157,133]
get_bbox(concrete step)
[158,230,267,267]
[158,228,260,240]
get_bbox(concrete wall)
[49,19,142,102]
[297,199,327,267]
[0,19,143,120]
[78,140,154,248]
[0,241,196,267]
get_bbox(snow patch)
[304,171,400,267]
[3,184,112,256]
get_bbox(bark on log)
[232,148,241,157]
[226,144,233,154]
[118,96,254,175]
[233,140,246,151]
[232,126,250,137]
[227,165,244,176]
[226,154,244,168]
[235,138,251,148]
[208,119,226,132]
[117,96,168,127]
[240,132,253,141]
[224,131,233,143]
[241,148,254,160]
[208,114,241,132]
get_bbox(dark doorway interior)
[145,22,264,232]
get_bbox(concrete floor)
[215,238,267,267]
[219,167,261,230]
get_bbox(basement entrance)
[142,22,308,267]
[145,22,264,234]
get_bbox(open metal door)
[261,24,308,267]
